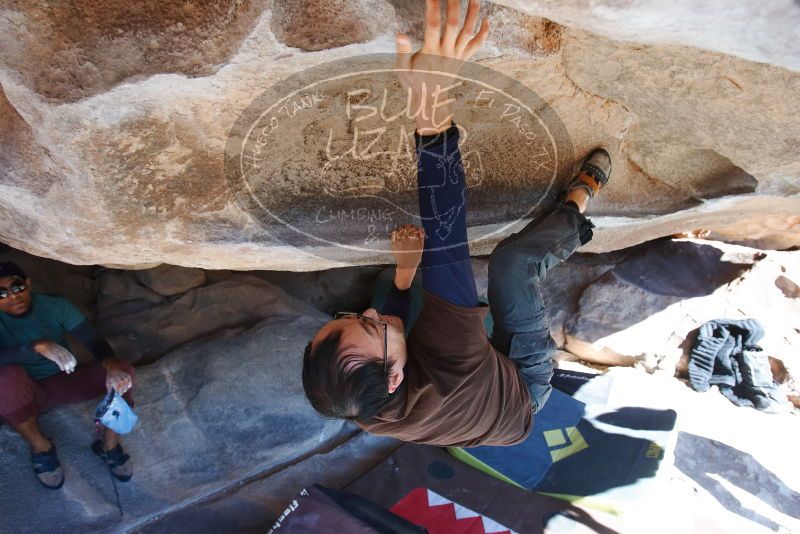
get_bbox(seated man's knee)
[0,365,31,389]
[0,365,36,417]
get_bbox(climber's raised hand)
[409,0,488,59]
[391,224,425,291]
[395,0,490,134]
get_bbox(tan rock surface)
[0,1,798,269]
[493,0,800,71]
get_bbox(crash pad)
[345,443,621,533]
[391,488,515,534]
[450,387,587,491]
[450,373,678,514]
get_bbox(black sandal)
[92,440,133,482]
[32,445,65,489]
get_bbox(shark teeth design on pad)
[423,488,518,534]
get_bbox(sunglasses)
[0,279,28,300]
[334,312,389,378]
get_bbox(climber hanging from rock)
[302,0,611,446]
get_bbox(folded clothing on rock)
[688,318,785,413]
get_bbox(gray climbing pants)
[488,203,594,412]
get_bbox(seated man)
[302,0,611,447]
[0,262,135,489]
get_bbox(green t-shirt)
[0,293,86,380]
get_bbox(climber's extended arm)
[391,0,489,307]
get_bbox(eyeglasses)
[334,312,389,378]
[0,279,28,300]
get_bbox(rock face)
[494,0,800,70]
[97,274,318,364]
[93,266,381,364]
[134,264,207,296]
[0,1,799,269]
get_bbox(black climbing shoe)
[32,444,65,489]
[92,440,133,482]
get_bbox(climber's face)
[0,276,32,316]
[312,308,408,394]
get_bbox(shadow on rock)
[674,431,800,531]
[612,239,752,298]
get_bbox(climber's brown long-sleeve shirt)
[358,290,533,448]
